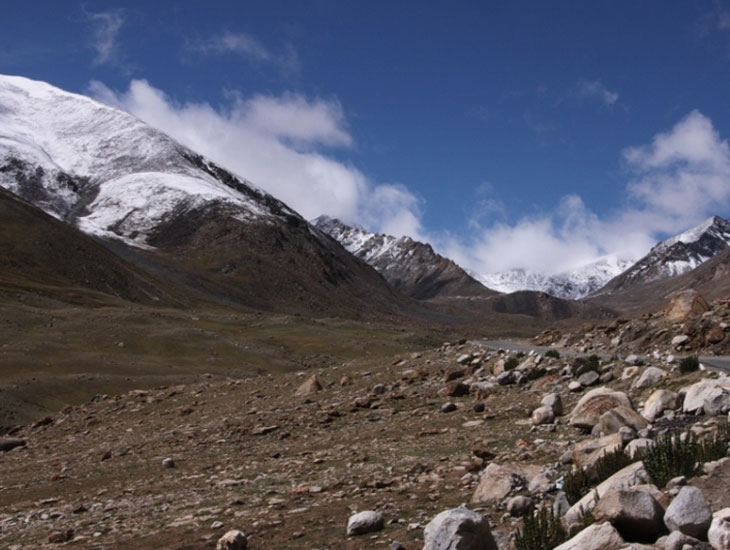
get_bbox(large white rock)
[346,510,384,536]
[592,487,664,542]
[471,462,541,504]
[553,521,624,550]
[709,507,730,550]
[423,507,497,550]
[682,380,730,415]
[563,462,650,528]
[632,367,667,390]
[663,486,712,539]
[569,387,633,431]
[216,530,247,550]
[642,389,680,422]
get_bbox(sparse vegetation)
[544,349,560,359]
[679,355,700,374]
[514,507,567,550]
[505,356,520,371]
[643,433,702,488]
[562,448,636,504]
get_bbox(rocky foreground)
[1,299,730,549]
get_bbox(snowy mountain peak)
[0,74,293,248]
[595,216,730,295]
[476,255,636,300]
[313,216,492,300]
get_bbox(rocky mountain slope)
[0,74,411,318]
[313,216,494,300]
[595,216,730,298]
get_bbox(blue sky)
[3,1,730,274]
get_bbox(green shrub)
[643,433,701,488]
[573,354,600,376]
[514,507,567,550]
[562,448,636,505]
[679,356,700,374]
[545,350,560,359]
[516,351,526,359]
[504,357,520,371]
[526,367,547,381]
[697,422,730,463]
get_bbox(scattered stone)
[708,507,730,550]
[0,438,26,452]
[211,520,224,529]
[632,367,667,390]
[506,495,533,517]
[626,438,655,458]
[473,401,485,413]
[578,371,600,387]
[216,530,247,550]
[564,461,650,527]
[423,507,497,550]
[597,406,649,436]
[553,521,624,550]
[295,375,322,396]
[623,366,641,380]
[553,492,570,517]
[671,335,690,347]
[390,541,406,550]
[625,355,641,365]
[663,486,712,539]
[661,530,702,550]
[48,529,74,543]
[542,393,564,416]
[347,510,384,536]
[569,387,633,431]
[251,425,279,435]
[471,462,541,504]
[445,381,470,397]
[682,380,730,416]
[593,488,665,542]
[531,405,555,426]
[665,289,710,322]
[373,383,387,395]
[568,381,583,392]
[642,389,681,422]
[441,402,457,413]
[457,354,472,365]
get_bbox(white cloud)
[572,79,619,106]
[441,110,730,276]
[188,31,300,76]
[88,79,422,239]
[87,9,125,66]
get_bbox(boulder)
[708,507,730,550]
[216,530,247,550]
[598,406,649,436]
[542,393,564,416]
[642,390,680,422]
[471,462,541,504]
[682,380,730,416]
[578,371,600,387]
[506,495,533,517]
[592,488,665,542]
[625,438,655,459]
[445,381,470,397]
[564,462,650,528]
[661,530,702,550]
[295,375,322,396]
[569,387,633,431]
[423,507,497,550]
[532,405,555,426]
[572,433,623,472]
[553,521,624,550]
[346,510,384,536]
[632,367,667,390]
[665,290,710,322]
[663,486,712,539]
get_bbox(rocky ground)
[2,299,730,549]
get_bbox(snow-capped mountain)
[595,216,730,295]
[0,74,293,248]
[476,255,636,300]
[0,74,407,317]
[313,216,493,299]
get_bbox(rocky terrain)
[2,294,730,550]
